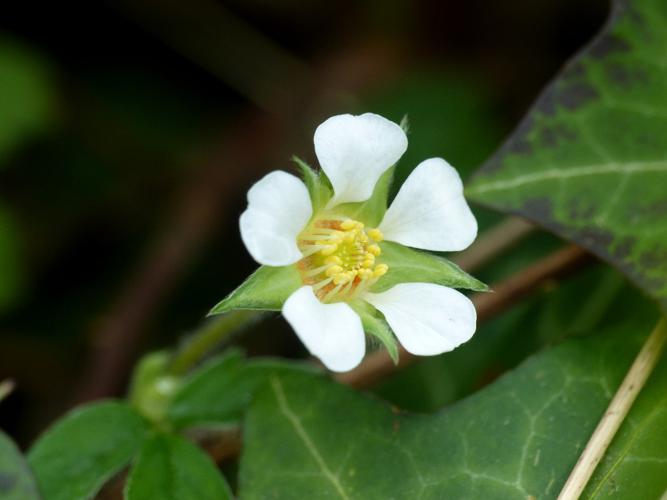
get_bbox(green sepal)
[292,155,332,214]
[335,166,395,227]
[350,300,399,364]
[372,241,488,293]
[209,264,302,315]
[399,114,410,134]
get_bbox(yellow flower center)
[297,216,388,303]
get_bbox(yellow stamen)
[368,228,384,242]
[358,268,373,280]
[320,244,338,256]
[298,217,390,303]
[325,265,343,277]
[325,255,343,266]
[367,244,381,256]
[373,264,388,277]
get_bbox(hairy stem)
[558,318,667,500]
[168,310,266,376]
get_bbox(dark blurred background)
[0,0,609,446]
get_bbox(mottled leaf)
[239,327,667,499]
[124,434,232,500]
[466,0,667,313]
[28,401,149,500]
[0,431,40,500]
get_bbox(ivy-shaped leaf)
[466,0,667,313]
[239,327,667,498]
[28,401,148,500]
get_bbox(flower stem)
[558,318,667,500]
[168,310,266,376]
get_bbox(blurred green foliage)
[0,37,55,164]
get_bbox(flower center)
[297,216,388,303]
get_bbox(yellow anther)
[358,268,373,280]
[320,244,338,256]
[325,255,342,265]
[362,253,375,267]
[373,264,389,277]
[325,265,343,277]
[298,217,390,299]
[367,244,381,256]
[368,228,384,242]
[333,272,353,285]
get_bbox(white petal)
[378,158,477,252]
[282,286,366,372]
[314,113,407,206]
[240,171,312,266]
[365,283,476,356]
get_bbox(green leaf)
[293,156,331,214]
[335,167,395,227]
[0,37,55,164]
[28,401,149,500]
[168,351,318,430]
[125,433,232,500]
[0,430,40,500]
[349,301,399,364]
[371,240,487,293]
[209,264,302,315]
[239,326,666,498]
[167,351,251,429]
[466,0,667,314]
[584,330,667,499]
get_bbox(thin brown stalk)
[558,318,667,500]
[451,216,534,270]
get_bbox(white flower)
[239,113,478,372]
